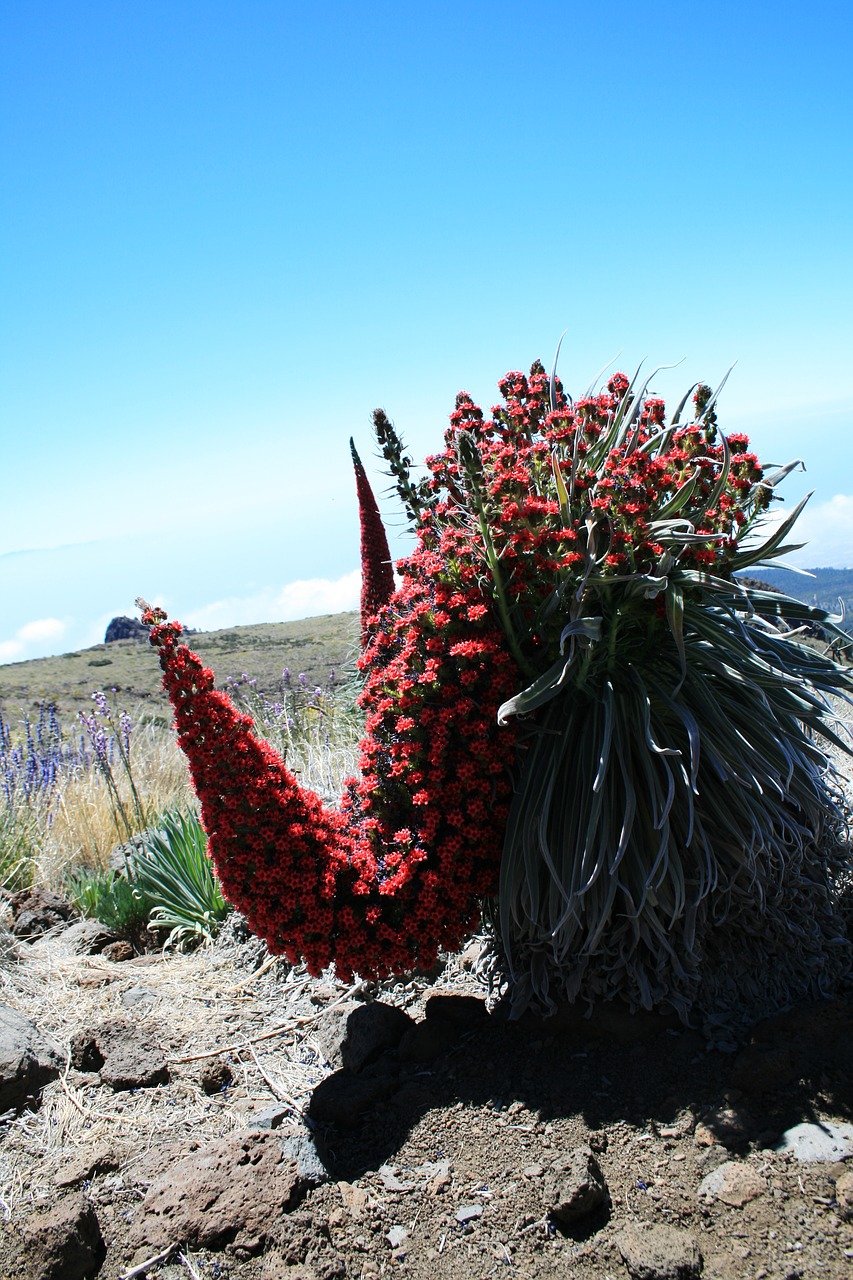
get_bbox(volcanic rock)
[11,1193,105,1280]
[0,1003,62,1113]
[69,1018,169,1090]
[8,887,75,939]
[616,1221,703,1279]
[131,1130,304,1253]
[543,1145,609,1223]
[697,1159,766,1206]
[315,999,414,1072]
[104,615,149,643]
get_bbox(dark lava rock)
[308,1068,398,1127]
[0,1004,62,1113]
[398,1017,459,1063]
[277,1130,329,1187]
[315,999,414,1073]
[543,1145,610,1224]
[61,919,120,955]
[101,939,135,962]
[69,1019,169,1090]
[54,1142,120,1189]
[616,1221,703,1279]
[8,887,75,940]
[200,1058,234,1094]
[11,1193,105,1280]
[104,615,149,643]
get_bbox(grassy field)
[0,611,361,725]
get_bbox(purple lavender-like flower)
[80,711,110,770]
[119,711,133,756]
[1,703,87,805]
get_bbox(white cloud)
[768,493,853,568]
[0,617,67,665]
[17,617,66,643]
[182,570,361,633]
[273,571,362,618]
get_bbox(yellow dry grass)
[1,687,363,896]
[33,726,194,887]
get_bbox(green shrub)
[132,808,230,949]
[66,864,153,934]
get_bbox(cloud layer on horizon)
[767,492,853,569]
[0,617,67,664]
[1,490,850,668]
[180,569,361,633]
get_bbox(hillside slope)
[0,611,360,723]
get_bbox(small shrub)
[132,808,230,949]
[66,864,153,934]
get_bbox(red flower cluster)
[418,363,769,664]
[141,551,519,980]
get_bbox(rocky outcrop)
[104,615,149,643]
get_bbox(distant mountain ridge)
[743,567,853,619]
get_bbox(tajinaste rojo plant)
[138,354,853,1026]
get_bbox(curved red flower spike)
[141,563,519,981]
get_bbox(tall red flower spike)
[140,556,519,981]
[350,439,394,650]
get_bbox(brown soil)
[1,920,852,1280]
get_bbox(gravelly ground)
[1,913,853,1280]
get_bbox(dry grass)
[0,933,306,1215]
[33,726,194,889]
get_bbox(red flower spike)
[350,439,395,650]
[144,558,519,980]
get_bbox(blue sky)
[1,0,851,665]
